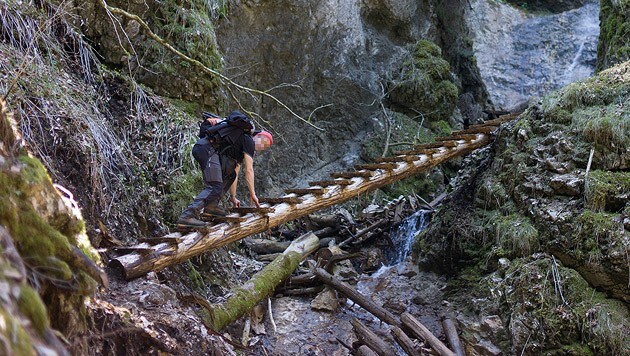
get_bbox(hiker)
[177,111,273,227]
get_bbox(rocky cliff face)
[415,61,629,354]
[214,0,488,194]
[467,0,600,110]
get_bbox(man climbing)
[177,111,273,227]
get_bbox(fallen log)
[351,318,396,356]
[442,316,466,356]
[392,326,421,356]
[314,268,401,327]
[357,345,378,356]
[202,233,320,331]
[401,312,455,356]
[243,238,291,254]
[338,219,389,248]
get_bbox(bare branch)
[98,0,324,131]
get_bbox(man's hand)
[230,196,241,208]
[207,117,221,125]
[250,194,260,208]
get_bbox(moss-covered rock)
[416,61,629,353]
[1,99,103,353]
[596,0,630,71]
[388,40,459,121]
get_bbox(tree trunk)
[351,318,396,356]
[203,233,319,331]
[401,312,455,356]
[442,316,466,356]
[392,325,421,356]
[314,268,401,327]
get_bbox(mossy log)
[204,232,319,331]
[111,132,495,279]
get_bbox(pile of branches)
[235,196,466,355]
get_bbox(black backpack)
[198,111,254,137]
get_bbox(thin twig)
[98,0,324,131]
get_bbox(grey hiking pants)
[180,138,238,219]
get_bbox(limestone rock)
[549,174,583,196]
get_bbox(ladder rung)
[138,237,182,244]
[354,163,398,171]
[259,197,302,204]
[452,126,497,135]
[435,134,479,142]
[374,155,418,163]
[393,148,440,156]
[111,247,155,255]
[200,214,246,223]
[413,141,457,149]
[330,171,373,179]
[231,207,275,214]
[309,179,353,187]
[284,188,327,195]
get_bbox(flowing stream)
[268,210,443,355]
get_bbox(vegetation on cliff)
[416,61,629,354]
[597,0,630,71]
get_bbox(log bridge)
[109,114,517,279]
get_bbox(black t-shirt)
[221,132,254,163]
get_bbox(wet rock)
[472,339,503,356]
[549,174,583,196]
[311,288,339,312]
[382,298,407,314]
[480,315,504,340]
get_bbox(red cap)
[256,130,273,145]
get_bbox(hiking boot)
[203,205,229,217]
[177,217,208,227]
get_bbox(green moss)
[0,154,99,290]
[0,309,34,355]
[384,173,436,199]
[165,169,202,223]
[596,0,630,71]
[494,257,629,354]
[390,40,459,121]
[584,171,630,212]
[546,62,630,113]
[571,105,630,151]
[187,260,205,291]
[18,286,50,335]
[495,213,539,257]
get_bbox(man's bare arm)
[242,153,259,207]
[229,164,241,207]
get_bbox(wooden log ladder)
[109,114,517,279]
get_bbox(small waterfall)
[385,210,430,265]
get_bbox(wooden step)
[259,197,302,204]
[111,246,155,255]
[284,188,327,195]
[374,155,419,163]
[393,148,440,156]
[413,140,457,149]
[452,126,497,135]
[354,163,398,171]
[330,171,373,179]
[231,207,275,214]
[309,179,353,187]
[138,237,182,244]
[435,133,479,142]
[200,214,246,223]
